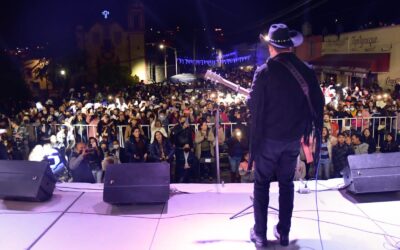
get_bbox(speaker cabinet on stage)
[103,162,170,204]
[344,152,400,194]
[0,160,56,201]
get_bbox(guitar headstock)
[205,70,224,84]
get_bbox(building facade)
[304,25,400,89]
[76,2,146,83]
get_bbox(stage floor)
[1,179,400,250]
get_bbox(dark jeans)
[253,138,300,238]
[200,150,213,179]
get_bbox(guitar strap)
[273,57,317,120]
[273,56,322,171]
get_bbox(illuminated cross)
[102,10,110,19]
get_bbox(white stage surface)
[1,179,400,250]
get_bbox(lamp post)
[173,48,178,75]
[160,45,167,80]
[159,44,178,77]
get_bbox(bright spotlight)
[159,44,165,49]
[262,35,270,42]
[60,69,66,76]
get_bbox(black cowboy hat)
[259,23,303,48]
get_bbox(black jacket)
[69,151,96,183]
[0,143,8,160]
[362,136,377,154]
[149,140,175,162]
[170,124,193,148]
[248,53,324,154]
[332,143,354,172]
[127,136,149,162]
[380,141,399,153]
[226,137,249,158]
[175,150,198,169]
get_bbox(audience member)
[195,121,215,180]
[69,142,96,183]
[239,152,253,183]
[149,131,175,162]
[380,132,399,153]
[362,128,376,154]
[319,127,333,180]
[226,128,248,182]
[332,133,354,177]
[126,127,149,162]
[175,143,198,183]
[352,134,369,154]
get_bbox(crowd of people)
[0,69,399,183]
[297,81,400,180]
[0,79,250,183]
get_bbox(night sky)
[0,0,398,53]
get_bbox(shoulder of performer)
[302,60,314,70]
[252,63,269,82]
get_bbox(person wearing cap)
[248,23,324,247]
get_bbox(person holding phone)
[69,142,96,183]
[227,128,248,182]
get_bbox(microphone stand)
[230,196,279,220]
[214,104,221,189]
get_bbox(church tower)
[127,1,146,81]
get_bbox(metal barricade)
[27,117,398,149]
[330,116,398,149]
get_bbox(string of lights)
[177,55,251,65]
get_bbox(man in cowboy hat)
[248,23,324,247]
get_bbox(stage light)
[262,35,270,42]
[60,69,66,76]
[383,93,389,99]
[159,44,165,49]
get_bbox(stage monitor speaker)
[103,162,170,204]
[0,160,56,201]
[344,152,400,194]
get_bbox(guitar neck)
[204,70,251,97]
[219,78,250,97]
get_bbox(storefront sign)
[351,36,378,48]
[323,37,348,52]
[323,35,380,53]
[386,76,400,86]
